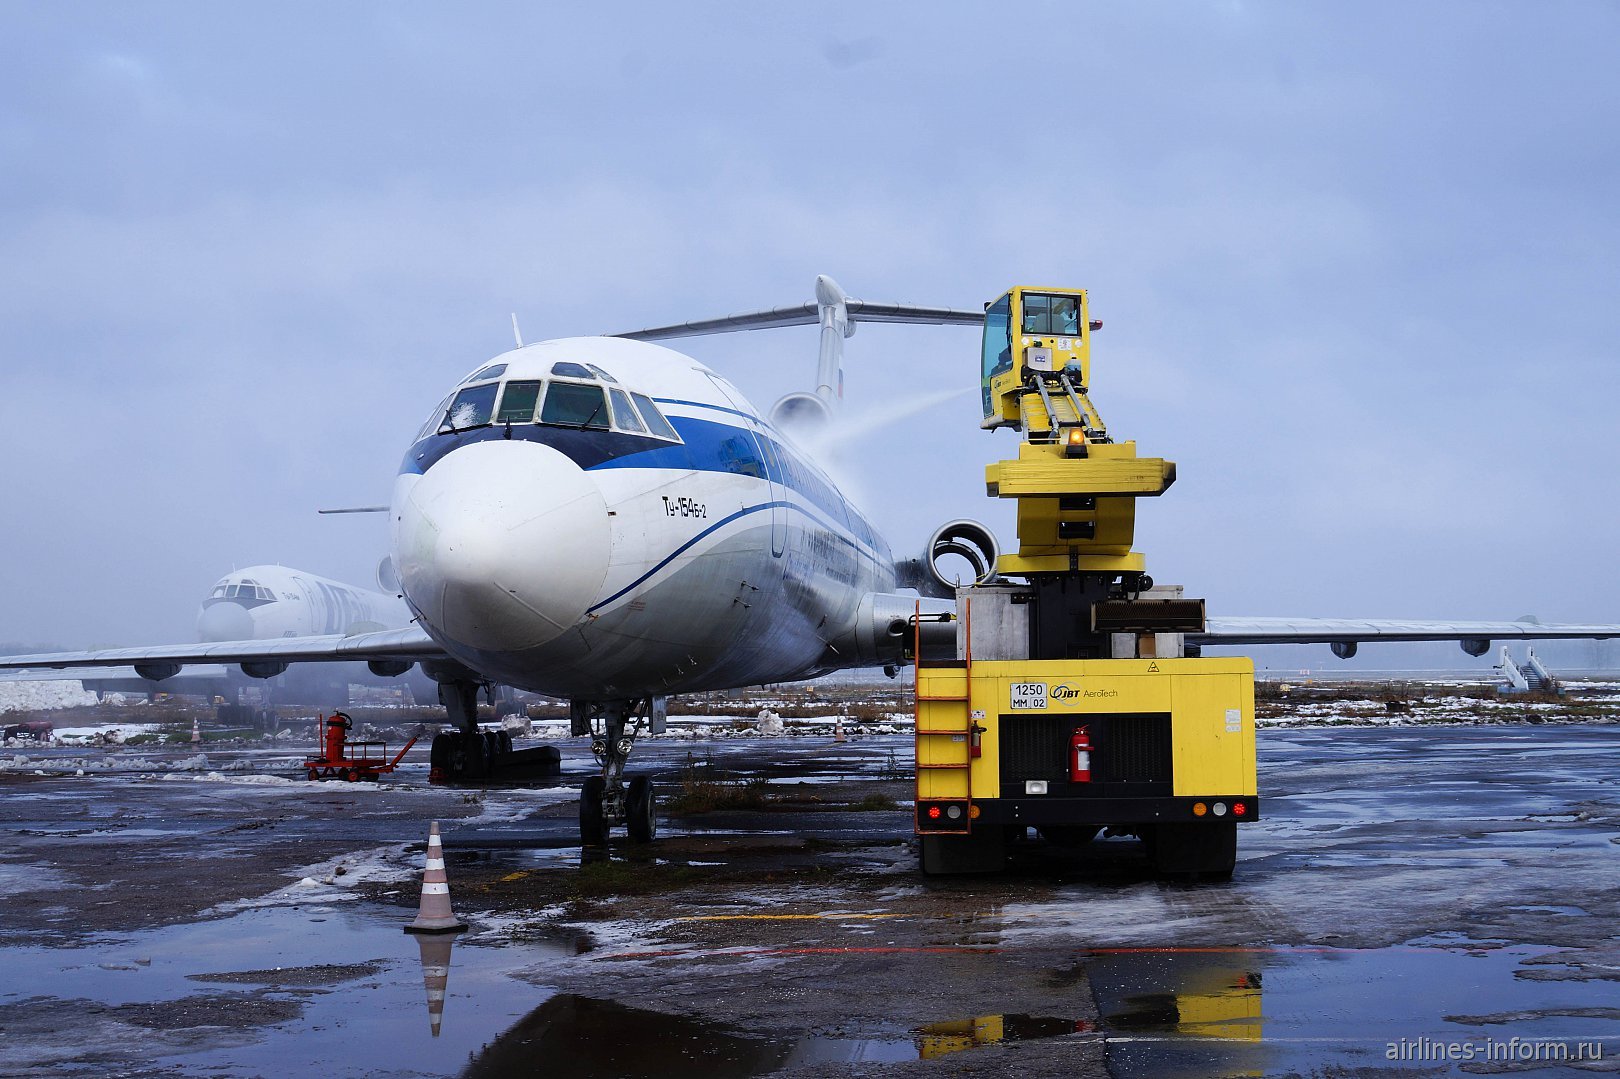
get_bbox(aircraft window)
[541,381,609,429]
[467,363,507,383]
[631,393,680,441]
[418,393,454,440]
[210,585,228,599]
[587,364,619,384]
[496,380,543,423]
[608,388,646,434]
[550,361,593,378]
[444,383,499,430]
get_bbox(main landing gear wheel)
[579,775,608,846]
[626,776,657,844]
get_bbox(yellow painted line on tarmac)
[672,913,906,922]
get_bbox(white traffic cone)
[833,715,846,743]
[405,821,467,934]
[191,719,201,745]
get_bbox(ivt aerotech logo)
[1050,684,1082,700]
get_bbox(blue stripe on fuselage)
[401,409,890,567]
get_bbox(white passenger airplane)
[5,276,1618,843]
[2,565,433,712]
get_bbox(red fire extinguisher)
[1070,725,1092,783]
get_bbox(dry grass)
[664,751,773,813]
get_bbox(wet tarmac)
[1,721,1616,1076]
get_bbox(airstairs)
[1494,646,1562,695]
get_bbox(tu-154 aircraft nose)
[393,441,611,652]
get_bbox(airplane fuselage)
[391,337,896,701]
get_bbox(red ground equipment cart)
[304,711,416,781]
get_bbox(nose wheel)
[576,698,658,846]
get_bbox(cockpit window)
[445,383,499,430]
[631,393,680,441]
[467,363,507,383]
[496,380,542,423]
[608,388,645,434]
[587,364,619,383]
[541,382,609,428]
[550,361,593,379]
[417,393,453,441]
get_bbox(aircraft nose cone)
[196,601,254,642]
[394,440,611,652]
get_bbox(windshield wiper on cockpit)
[576,403,603,430]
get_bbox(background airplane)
[3,564,445,720]
[4,278,1618,844]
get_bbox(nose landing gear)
[575,698,659,845]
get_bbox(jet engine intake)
[134,662,180,682]
[894,519,1000,599]
[241,660,289,679]
[769,391,833,436]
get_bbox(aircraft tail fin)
[610,275,982,431]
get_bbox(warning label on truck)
[1009,682,1047,710]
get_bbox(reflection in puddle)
[463,995,793,1078]
[1083,945,1619,1079]
[413,933,455,1037]
[462,996,1090,1075]
[917,1014,1087,1059]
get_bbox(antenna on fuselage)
[510,313,524,348]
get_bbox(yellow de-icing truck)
[915,286,1258,876]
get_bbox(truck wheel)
[306,767,320,781]
[339,768,354,782]
[1149,822,1236,880]
[579,776,608,846]
[626,776,657,843]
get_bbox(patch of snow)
[0,681,97,713]
[207,844,420,914]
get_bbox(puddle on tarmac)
[1082,943,1619,1078]
[460,995,1086,1076]
[0,903,582,1077]
[5,900,1615,1076]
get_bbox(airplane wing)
[612,299,984,341]
[0,625,445,679]
[1196,616,1620,653]
[0,663,232,693]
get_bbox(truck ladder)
[914,599,975,834]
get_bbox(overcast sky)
[2,2,1618,669]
